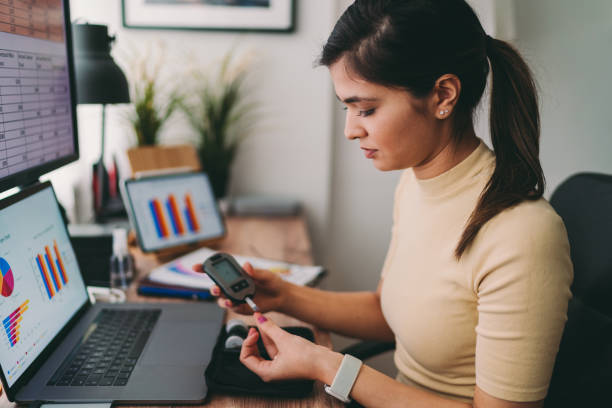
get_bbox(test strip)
[245,296,259,313]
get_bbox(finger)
[240,329,263,367]
[243,262,269,281]
[257,324,278,359]
[216,297,252,314]
[192,264,204,273]
[243,262,256,277]
[240,328,260,359]
[253,313,285,358]
[210,285,221,297]
[240,329,273,376]
[254,312,286,338]
[216,297,228,309]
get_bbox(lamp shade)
[72,23,130,104]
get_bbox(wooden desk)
[0,216,342,407]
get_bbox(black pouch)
[204,325,315,398]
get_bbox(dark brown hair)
[319,0,543,259]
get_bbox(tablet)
[123,172,226,252]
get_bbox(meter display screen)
[214,259,242,284]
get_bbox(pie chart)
[0,258,15,297]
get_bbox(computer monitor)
[0,0,79,193]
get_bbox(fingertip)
[244,328,258,344]
[192,264,204,272]
[217,298,227,309]
[243,262,255,275]
[254,312,268,324]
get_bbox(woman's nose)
[344,114,366,140]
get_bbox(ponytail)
[455,35,544,259]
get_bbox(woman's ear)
[432,74,461,120]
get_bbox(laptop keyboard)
[47,309,161,387]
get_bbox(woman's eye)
[358,108,375,117]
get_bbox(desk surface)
[0,216,342,407]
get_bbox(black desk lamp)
[72,23,130,221]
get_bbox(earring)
[440,109,449,115]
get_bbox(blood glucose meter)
[202,253,259,311]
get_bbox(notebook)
[147,246,326,290]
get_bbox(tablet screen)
[124,173,225,252]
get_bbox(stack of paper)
[147,246,325,290]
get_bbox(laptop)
[0,181,224,404]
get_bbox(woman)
[194,1,573,406]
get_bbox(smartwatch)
[324,354,363,403]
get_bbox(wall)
[50,0,338,261]
[513,0,612,196]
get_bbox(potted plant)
[126,46,179,147]
[180,51,257,199]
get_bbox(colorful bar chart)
[35,240,68,300]
[149,193,201,239]
[3,300,29,347]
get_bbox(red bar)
[38,254,55,297]
[54,240,68,284]
[45,246,62,290]
[168,195,185,235]
[153,199,169,238]
[185,194,200,232]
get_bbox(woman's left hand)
[240,313,341,383]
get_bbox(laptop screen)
[124,172,225,252]
[0,184,88,387]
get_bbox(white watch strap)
[325,354,362,403]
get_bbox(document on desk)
[148,246,325,290]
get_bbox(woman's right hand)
[192,262,287,315]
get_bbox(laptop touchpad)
[141,322,219,366]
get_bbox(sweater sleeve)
[469,201,573,402]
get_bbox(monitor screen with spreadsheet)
[0,0,79,193]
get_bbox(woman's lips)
[361,148,377,159]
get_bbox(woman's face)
[329,57,445,172]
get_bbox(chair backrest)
[545,172,612,407]
[549,172,612,316]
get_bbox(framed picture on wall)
[122,0,295,33]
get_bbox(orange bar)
[38,254,54,297]
[168,195,185,235]
[54,240,68,284]
[185,194,200,232]
[45,246,62,290]
[153,199,170,238]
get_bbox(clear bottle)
[109,228,134,290]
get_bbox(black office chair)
[544,172,612,407]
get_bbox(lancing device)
[203,252,260,312]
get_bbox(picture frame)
[121,0,295,33]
